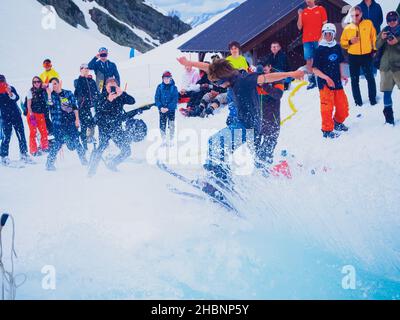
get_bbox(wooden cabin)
[179,0,350,68]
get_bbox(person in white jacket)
[179,65,201,100]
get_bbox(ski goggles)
[43,62,52,68]
[387,17,398,23]
[99,53,108,58]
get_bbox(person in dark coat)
[88,78,135,176]
[45,77,87,171]
[258,42,292,90]
[155,71,179,145]
[0,74,32,165]
[88,47,120,92]
[176,57,304,183]
[358,0,384,34]
[255,66,285,167]
[74,63,99,150]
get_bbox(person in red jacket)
[297,0,328,90]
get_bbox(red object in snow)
[271,160,292,179]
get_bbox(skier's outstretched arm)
[177,57,209,72]
[257,70,304,84]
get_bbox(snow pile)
[0,0,399,299]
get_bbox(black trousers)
[88,121,131,174]
[47,124,86,166]
[79,108,95,150]
[159,110,175,138]
[349,54,377,105]
[0,112,28,158]
[44,110,53,135]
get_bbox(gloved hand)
[30,114,38,127]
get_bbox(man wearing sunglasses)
[341,6,377,107]
[376,11,400,125]
[88,47,120,93]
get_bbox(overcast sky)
[150,0,246,20]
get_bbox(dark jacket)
[96,92,135,127]
[155,80,179,111]
[258,82,284,125]
[88,57,120,87]
[0,86,21,120]
[74,76,99,110]
[358,0,384,34]
[258,51,290,72]
[29,88,48,114]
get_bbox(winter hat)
[0,75,6,82]
[98,47,108,54]
[162,71,172,78]
[80,63,89,70]
[387,11,399,23]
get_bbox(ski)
[157,161,239,214]
[167,185,206,201]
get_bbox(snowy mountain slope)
[73,0,161,48]
[0,0,129,95]
[0,0,399,300]
[187,2,241,27]
[36,0,191,52]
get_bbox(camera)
[110,86,116,94]
[386,31,395,41]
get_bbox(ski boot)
[334,121,349,132]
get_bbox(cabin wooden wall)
[247,0,348,69]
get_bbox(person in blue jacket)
[88,47,120,92]
[358,0,384,34]
[45,77,87,171]
[155,71,178,146]
[0,74,32,166]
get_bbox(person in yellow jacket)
[226,41,249,71]
[340,6,377,106]
[39,58,59,135]
[40,59,60,85]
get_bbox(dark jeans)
[47,124,86,166]
[0,113,28,157]
[349,54,377,105]
[79,109,95,150]
[204,122,263,183]
[44,110,53,136]
[88,121,131,175]
[159,110,175,139]
[257,110,281,166]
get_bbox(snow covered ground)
[0,0,399,300]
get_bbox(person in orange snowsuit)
[313,23,350,139]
